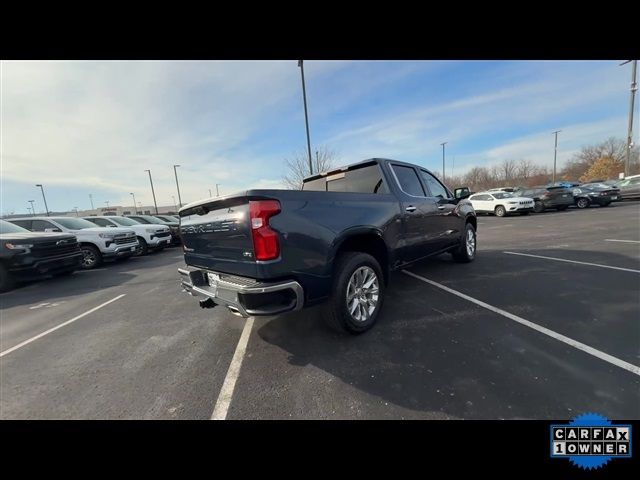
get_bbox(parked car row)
[468,180,631,217]
[0,214,182,292]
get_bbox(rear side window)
[391,165,425,197]
[31,220,57,231]
[304,164,389,194]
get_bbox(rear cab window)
[303,163,390,194]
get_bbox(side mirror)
[44,228,62,232]
[454,187,471,200]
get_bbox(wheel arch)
[329,227,390,285]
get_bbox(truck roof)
[303,158,432,183]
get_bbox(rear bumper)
[178,267,304,317]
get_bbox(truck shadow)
[256,249,640,419]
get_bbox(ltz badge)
[550,413,632,470]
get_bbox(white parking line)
[402,270,640,377]
[503,251,640,273]
[605,239,640,244]
[211,317,255,420]
[0,294,126,358]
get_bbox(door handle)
[437,205,445,210]
[405,206,417,212]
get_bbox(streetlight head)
[174,164,181,168]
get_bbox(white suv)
[468,191,535,217]
[83,216,171,255]
[9,217,138,269]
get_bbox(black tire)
[494,205,506,217]
[80,245,102,269]
[0,263,15,292]
[452,222,477,263]
[576,198,590,209]
[137,237,148,255]
[533,201,544,213]
[556,205,568,211]
[519,211,530,216]
[325,252,385,335]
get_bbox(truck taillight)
[249,200,281,261]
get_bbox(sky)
[1,60,637,215]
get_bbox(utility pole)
[440,142,447,182]
[105,200,110,208]
[208,189,212,197]
[145,169,159,214]
[173,164,182,208]
[216,184,220,197]
[130,193,137,214]
[74,207,79,217]
[621,60,637,177]
[28,200,35,217]
[35,184,50,216]
[89,193,95,210]
[298,60,313,176]
[552,130,561,184]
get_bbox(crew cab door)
[388,163,444,263]
[418,169,461,250]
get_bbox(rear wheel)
[452,222,476,263]
[494,205,506,217]
[326,252,384,334]
[576,198,590,209]
[80,245,102,269]
[0,263,15,292]
[533,201,544,213]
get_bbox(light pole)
[74,207,79,217]
[173,164,182,208]
[552,130,561,184]
[89,193,95,210]
[28,200,35,217]
[208,189,212,197]
[172,195,177,212]
[298,60,313,176]
[216,184,220,197]
[145,169,159,214]
[621,60,637,178]
[440,142,447,182]
[130,193,137,214]
[35,184,50,216]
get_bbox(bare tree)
[282,146,339,190]
[516,159,535,180]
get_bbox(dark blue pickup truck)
[178,158,477,334]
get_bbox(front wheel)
[452,222,477,263]
[326,252,385,334]
[80,245,102,269]
[136,237,148,255]
[494,205,506,217]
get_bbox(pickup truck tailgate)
[180,196,259,277]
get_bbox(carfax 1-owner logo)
[550,413,632,470]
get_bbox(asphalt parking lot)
[1,202,639,419]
